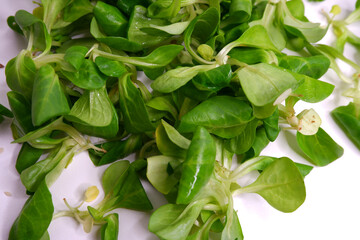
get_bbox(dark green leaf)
[178,96,253,138]
[243,127,270,160]
[101,161,153,211]
[192,64,232,91]
[94,1,128,37]
[118,74,155,133]
[184,7,220,63]
[229,47,277,64]
[225,119,259,154]
[263,108,280,141]
[116,0,152,16]
[177,127,216,204]
[7,91,34,136]
[32,65,70,126]
[0,104,13,118]
[16,143,44,174]
[332,102,360,150]
[90,17,142,52]
[89,135,142,166]
[9,181,53,240]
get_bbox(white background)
[1,0,360,240]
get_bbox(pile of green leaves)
[3,0,354,239]
[322,1,360,150]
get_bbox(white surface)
[0,1,360,240]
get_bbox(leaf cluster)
[2,0,350,239]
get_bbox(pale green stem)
[33,53,65,68]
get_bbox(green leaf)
[0,104,13,118]
[147,0,181,19]
[242,127,270,160]
[177,127,216,204]
[89,135,142,166]
[16,143,44,173]
[147,96,178,120]
[283,12,327,43]
[20,141,76,192]
[9,181,53,240]
[15,10,51,53]
[233,25,279,52]
[41,0,70,30]
[156,122,188,158]
[263,108,280,142]
[112,165,153,212]
[227,0,252,24]
[5,51,37,100]
[229,47,277,65]
[118,74,155,133]
[279,55,330,79]
[7,91,34,136]
[32,65,70,126]
[332,102,360,150]
[178,96,253,138]
[297,127,344,166]
[100,161,153,212]
[294,163,313,178]
[102,160,130,196]
[73,104,119,139]
[293,76,334,103]
[94,1,128,37]
[90,17,142,52]
[149,202,207,240]
[96,44,183,69]
[237,63,303,106]
[127,5,169,48]
[151,65,216,93]
[141,21,190,35]
[95,57,127,77]
[240,157,306,212]
[64,46,88,70]
[100,213,119,240]
[66,87,113,127]
[116,0,152,15]
[162,120,190,149]
[62,0,93,23]
[146,155,182,194]
[184,7,220,63]
[192,64,232,91]
[62,59,108,90]
[225,119,259,154]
